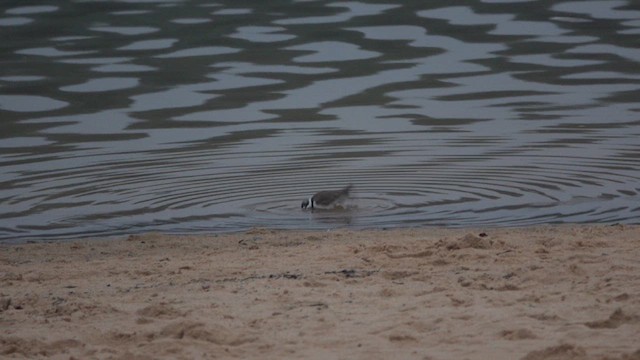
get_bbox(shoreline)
[0,220,634,246]
[1,224,639,359]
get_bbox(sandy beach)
[1,225,639,359]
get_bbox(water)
[1,0,639,242]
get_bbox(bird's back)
[313,184,352,206]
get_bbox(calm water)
[1,0,640,242]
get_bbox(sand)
[1,224,639,359]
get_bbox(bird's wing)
[313,190,345,206]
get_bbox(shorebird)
[301,184,352,210]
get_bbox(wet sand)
[1,225,639,359]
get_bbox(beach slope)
[1,225,639,359]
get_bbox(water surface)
[1,0,639,242]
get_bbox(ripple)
[0,137,53,148]
[0,95,68,112]
[482,0,534,3]
[16,47,94,57]
[567,44,640,62]
[509,54,603,67]
[90,26,159,35]
[155,46,240,58]
[553,1,640,20]
[212,8,252,15]
[130,88,215,111]
[287,41,380,63]
[490,20,566,37]
[418,6,512,25]
[214,61,336,75]
[111,10,152,16]
[171,18,211,24]
[118,39,178,51]
[6,5,59,15]
[92,64,156,73]
[0,17,33,26]
[0,75,45,82]
[60,57,133,65]
[229,26,296,43]
[562,71,640,80]
[60,78,140,92]
[2,147,639,241]
[275,3,398,25]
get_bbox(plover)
[301,184,352,210]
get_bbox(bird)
[301,184,352,210]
